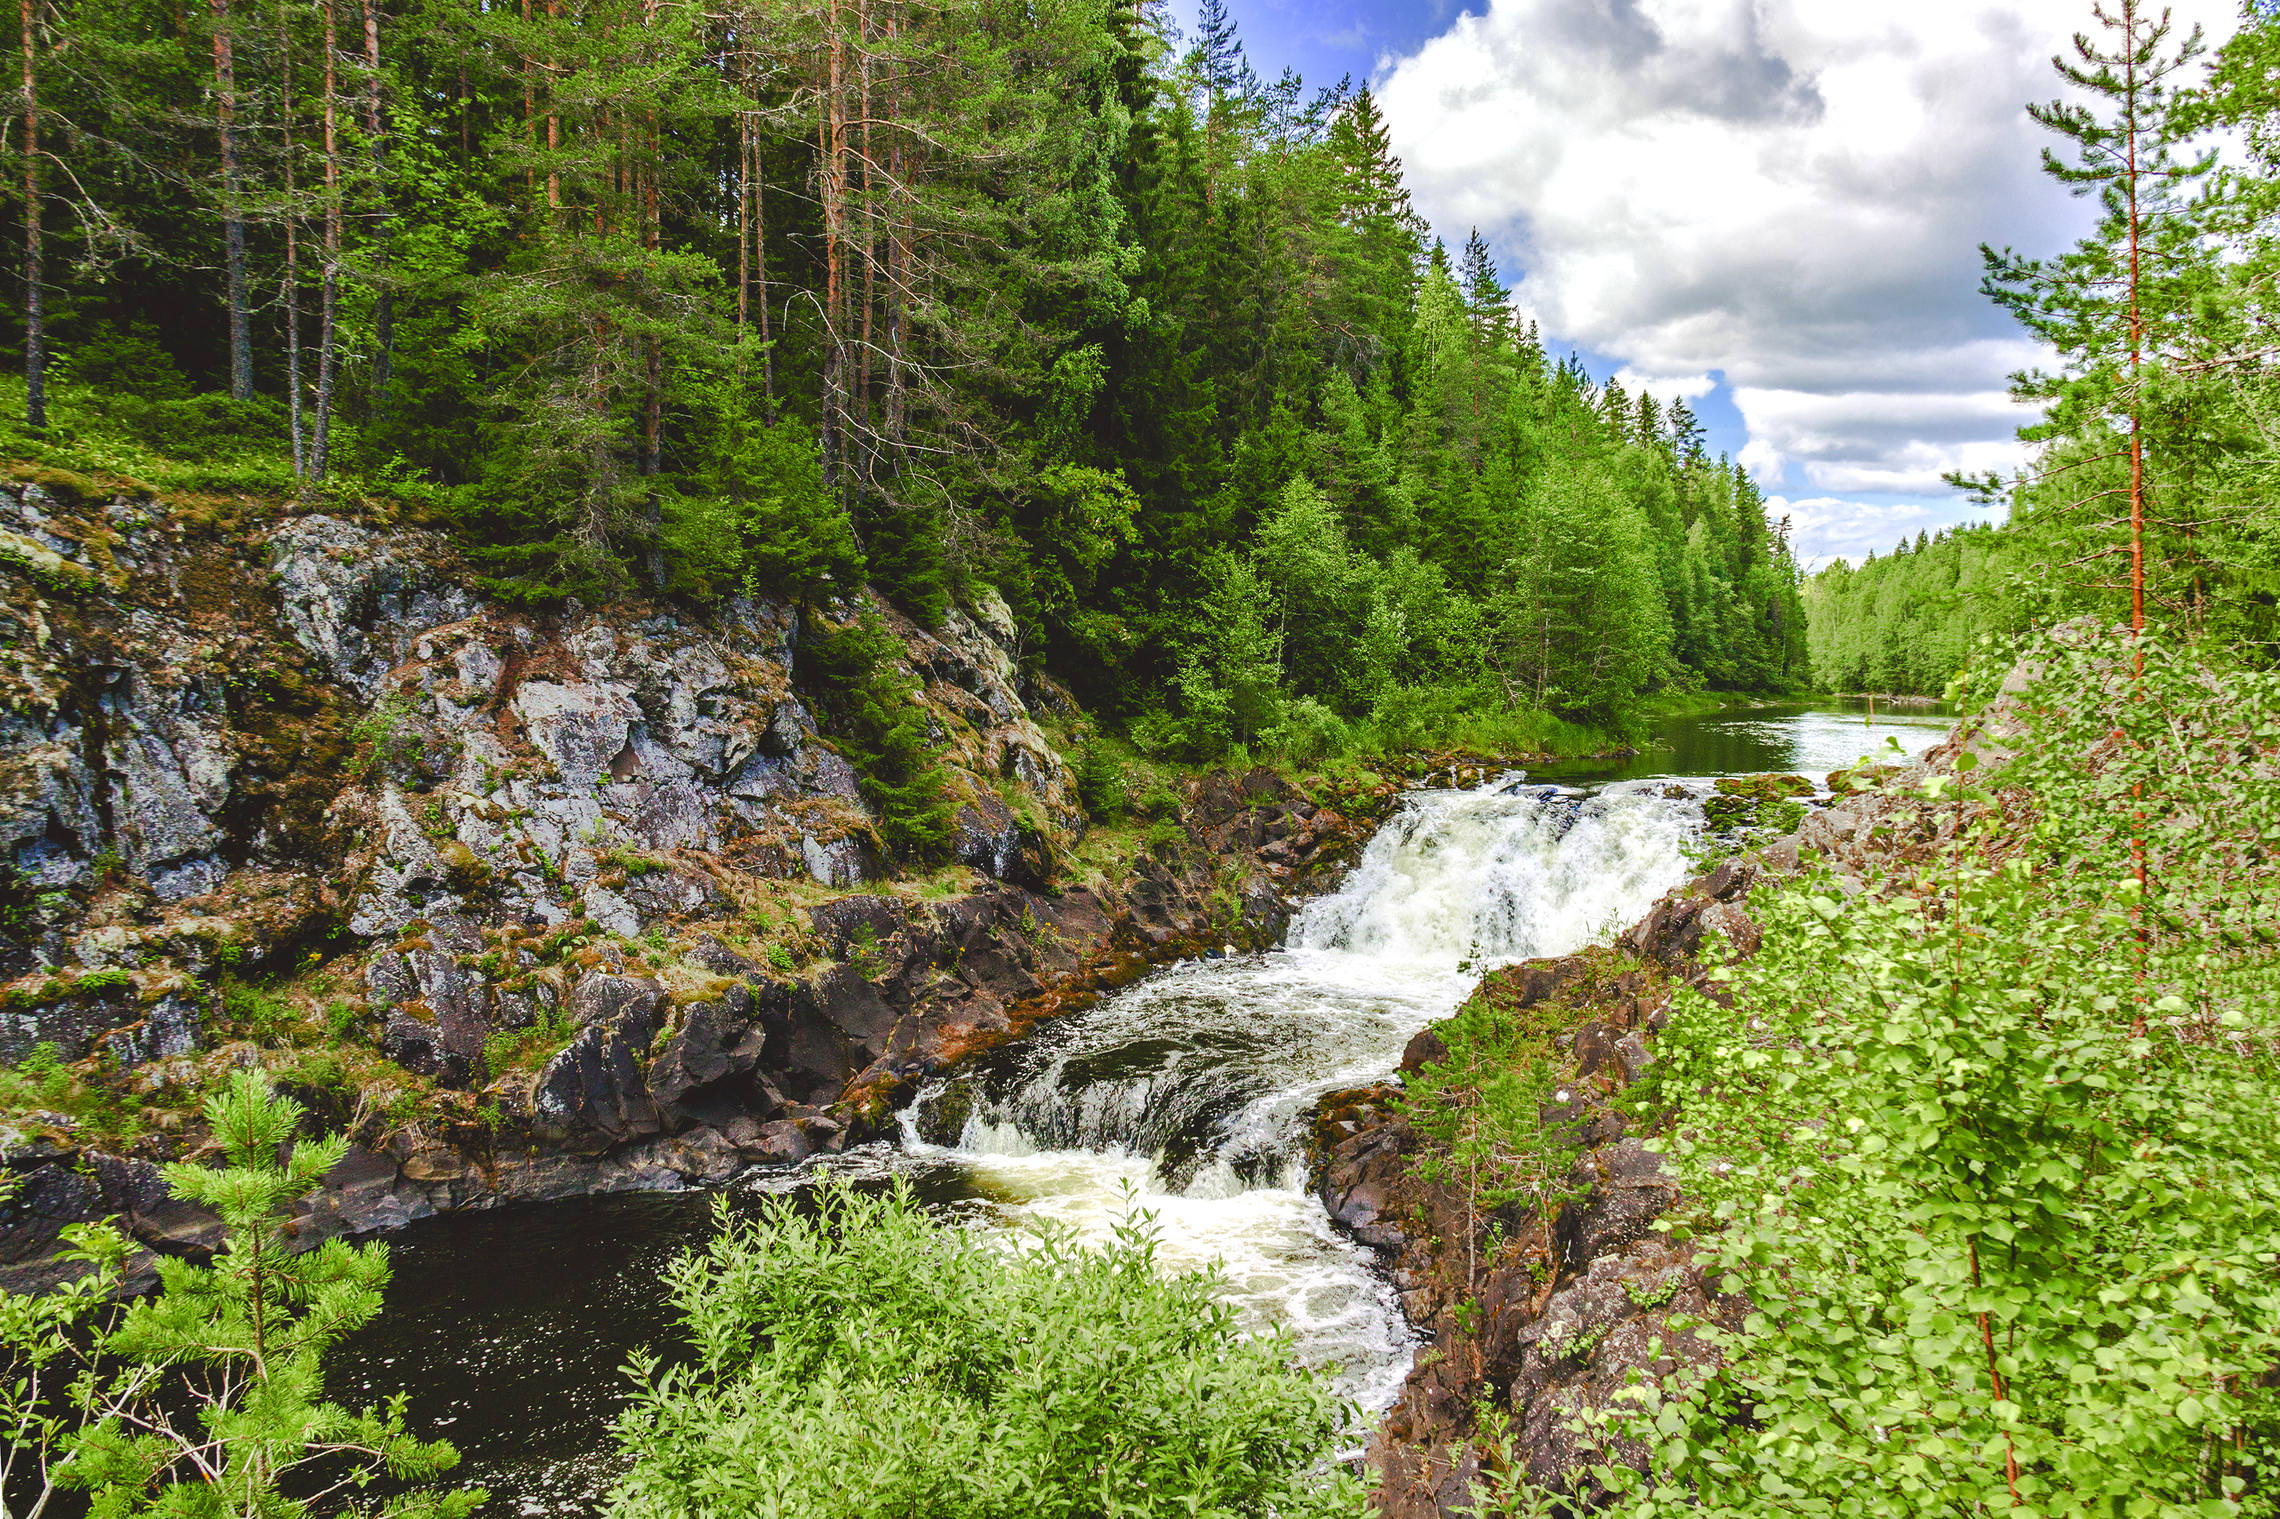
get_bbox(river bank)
[1313,718,1978,1513]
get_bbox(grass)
[0,1041,144,1142]
[482,1006,579,1077]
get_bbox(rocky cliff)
[0,477,1385,1291]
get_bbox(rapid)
[897,777,1701,1410]
[327,698,1957,1513]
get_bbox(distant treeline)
[1803,526,2002,695]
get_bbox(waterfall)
[896,775,1701,1410]
[1291,779,1701,965]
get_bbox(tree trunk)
[280,1,303,475]
[211,0,252,401]
[882,3,904,459]
[820,0,844,486]
[755,76,772,406]
[735,67,749,338]
[544,0,559,213]
[361,0,392,398]
[313,0,341,478]
[19,0,40,434]
[856,0,873,471]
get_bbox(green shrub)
[1136,780,1183,820]
[798,614,956,866]
[611,1181,1364,1519]
[1073,741,1127,823]
[1601,632,2280,1517]
[662,413,864,604]
[350,692,424,784]
[1264,696,1353,764]
[322,999,365,1041]
[66,966,131,997]
[1143,817,1185,855]
[4,1071,481,1519]
[1401,988,1587,1292]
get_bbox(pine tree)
[1980,0,2209,628]
[1191,0,1253,102]
[1458,226,1510,349]
[2,1071,482,1519]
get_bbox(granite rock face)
[0,487,1078,1063]
[2,482,1378,1292]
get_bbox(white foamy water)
[895,776,1700,1413]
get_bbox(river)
[326,698,1954,1515]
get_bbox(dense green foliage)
[1,1070,476,1519]
[1803,526,2004,694]
[1600,629,2280,1517]
[796,613,958,862]
[609,1180,1365,1519]
[8,0,1804,749]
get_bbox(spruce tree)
[2,1071,480,1519]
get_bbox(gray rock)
[104,993,202,1067]
[649,986,768,1127]
[800,833,864,887]
[531,1020,663,1150]
[582,884,640,938]
[512,681,640,791]
[267,515,478,697]
[103,673,231,876]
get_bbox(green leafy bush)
[1603,630,2280,1518]
[611,1181,1365,1519]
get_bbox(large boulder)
[266,514,478,699]
[528,974,669,1151]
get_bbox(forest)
[6,2,2280,1518]
[0,0,1807,753]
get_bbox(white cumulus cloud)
[1376,0,2238,532]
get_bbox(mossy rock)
[1703,773,1815,833]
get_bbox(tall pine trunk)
[820,0,845,487]
[211,0,252,400]
[361,0,391,398]
[280,2,303,474]
[855,0,872,471]
[881,1,904,460]
[19,0,40,434]
[312,0,341,478]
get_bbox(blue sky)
[1163,0,2243,567]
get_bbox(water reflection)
[1555,699,1958,785]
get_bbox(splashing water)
[903,777,1700,1412]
